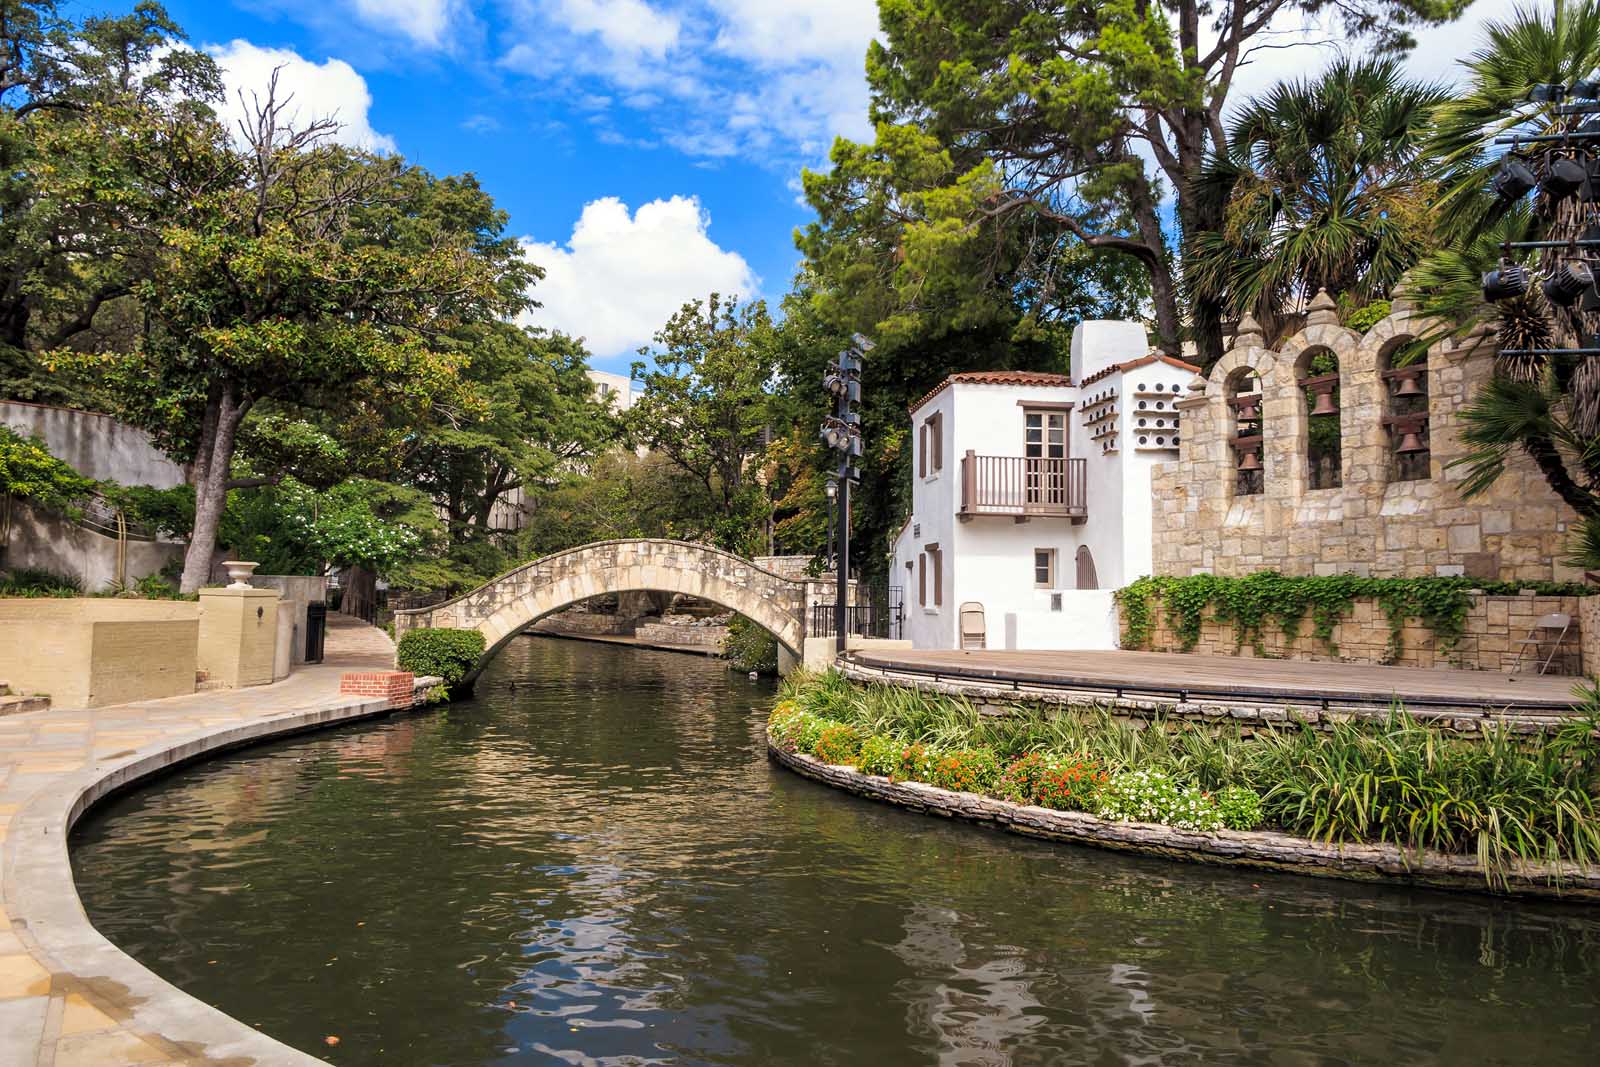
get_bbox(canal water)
[72,638,1600,1065]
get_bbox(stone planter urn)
[221,561,260,589]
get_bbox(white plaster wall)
[1071,321,1150,382]
[901,388,958,648]
[0,400,187,487]
[1112,362,1193,586]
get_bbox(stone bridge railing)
[393,539,835,674]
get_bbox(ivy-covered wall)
[1117,574,1588,674]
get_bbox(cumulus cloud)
[520,196,760,361]
[208,40,398,153]
[556,0,681,58]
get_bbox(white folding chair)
[1512,612,1572,675]
[959,602,987,650]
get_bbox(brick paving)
[0,614,404,1067]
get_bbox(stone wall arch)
[393,540,811,683]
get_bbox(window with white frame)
[1033,548,1056,588]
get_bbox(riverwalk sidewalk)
[0,615,406,1067]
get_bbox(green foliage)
[0,425,93,507]
[857,734,901,777]
[1186,58,1444,343]
[723,614,779,674]
[1215,786,1265,831]
[1343,301,1392,334]
[223,477,437,577]
[0,566,82,597]
[96,483,194,539]
[1098,770,1224,832]
[1116,573,1591,663]
[395,628,486,686]
[772,671,1600,884]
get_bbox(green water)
[71,638,1600,1065]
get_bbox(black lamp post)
[824,477,838,574]
[820,334,873,654]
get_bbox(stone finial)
[1233,312,1264,346]
[1306,288,1340,327]
[1186,375,1207,396]
[1390,274,1415,315]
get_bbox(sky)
[119,0,1529,372]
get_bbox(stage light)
[1493,157,1538,201]
[1543,260,1595,306]
[1483,261,1531,302]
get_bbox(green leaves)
[0,424,94,507]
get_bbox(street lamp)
[820,334,873,653]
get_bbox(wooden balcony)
[959,452,1087,522]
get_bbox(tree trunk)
[178,384,245,593]
[1128,180,1183,357]
[340,564,377,623]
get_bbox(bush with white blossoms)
[1097,769,1224,832]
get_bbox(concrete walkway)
[0,615,409,1067]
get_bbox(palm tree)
[1412,0,1600,561]
[1186,57,1448,346]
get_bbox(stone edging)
[768,740,1600,903]
[4,676,442,1067]
[839,659,1574,733]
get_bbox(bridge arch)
[392,539,814,681]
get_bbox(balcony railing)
[959,452,1087,521]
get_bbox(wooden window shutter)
[918,552,927,606]
[932,413,943,471]
[933,547,943,606]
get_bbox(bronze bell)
[1236,399,1260,421]
[1394,375,1424,398]
[1237,449,1262,472]
[1310,389,1338,416]
[1396,430,1426,454]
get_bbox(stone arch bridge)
[392,539,836,679]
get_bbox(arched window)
[1227,369,1263,496]
[1380,343,1429,482]
[1297,348,1341,490]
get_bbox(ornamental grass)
[772,670,1600,886]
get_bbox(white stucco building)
[889,321,1198,650]
[586,369,639,411]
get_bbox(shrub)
[857,734,900,777]
[1033,754,1108,812]
[724,614,779,674]
[813,722,864,766]
[395,627,486,685]
[1215,786,1264,831]
[1098,769,1223,832]
[0,566,82,597]
[929,747,1002,795]
[997,752,1052,804]
[894,742,938,783]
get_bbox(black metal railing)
[810,586,904,640]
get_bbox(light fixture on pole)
[824,477,838,573]
[820,336,871,654]
[1544,259,1596,306]
[1482,260,1531,302]
[1493,157,1538,201]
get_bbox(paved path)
[851,648,1584,713]
[0,615,405,1067]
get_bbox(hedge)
[396,627,485,685]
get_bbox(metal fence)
[809,585,903,640]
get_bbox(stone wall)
[1150,293,1582,583]
[536,609,637,636]
[1131,592,1586,674]
[0,598,199,708]
[634,620,727,647]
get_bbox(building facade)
[1149,289,1582,582]
[890,323,1197,650]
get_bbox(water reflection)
[72,638,1600,1066]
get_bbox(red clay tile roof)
[908,370,1075,415]
[1079,353,1202,388]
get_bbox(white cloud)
[555,0,681,58]
[208,40,398,153]
[520,196,760,360]
[349,0,457,47]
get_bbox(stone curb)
[3,676,441,1066]
[768,740,1600,903]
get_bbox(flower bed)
[767,671,1600,896]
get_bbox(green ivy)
[1115,573,1591,663]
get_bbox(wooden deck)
[849,649,1586,714]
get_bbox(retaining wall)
[769,743,1600,902]
[0,598,199,707]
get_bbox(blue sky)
[119,0,1519,372]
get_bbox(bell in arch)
[1393,374,1424,398]
[1237,448,1262,472]
[1310,389,1338,416]
[1236,398,1260,421]
[1396,430,1426,454]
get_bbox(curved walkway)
[0,615,412,1067]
